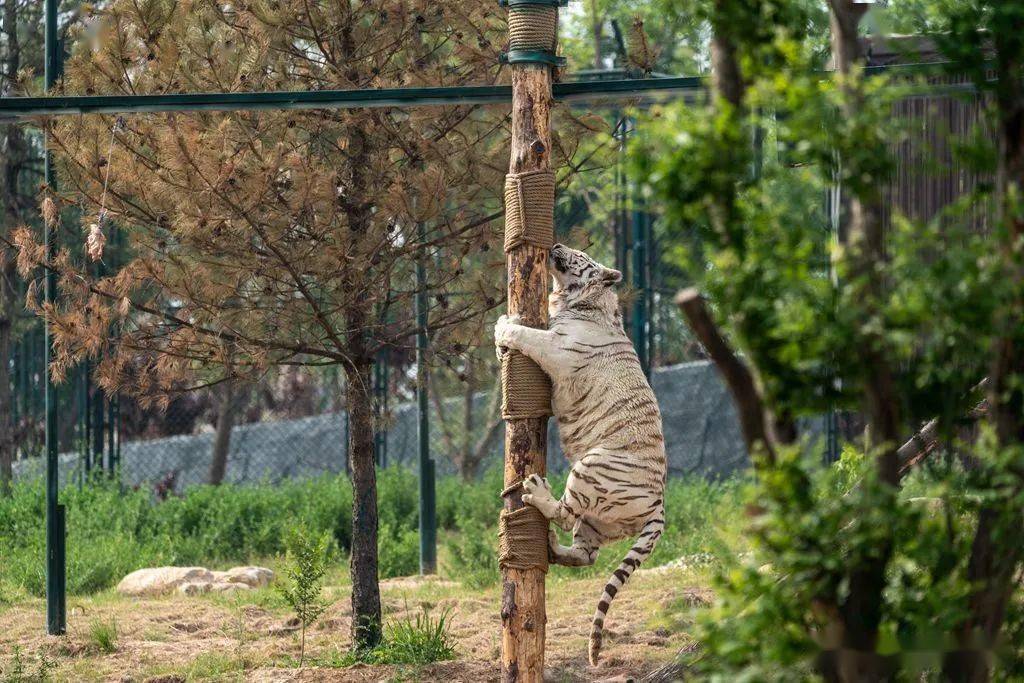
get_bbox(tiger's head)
[549,244,623,323]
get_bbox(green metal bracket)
[500,50,566,67]
[499,0,568,6]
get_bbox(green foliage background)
[0,469,744,602]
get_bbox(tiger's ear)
[601,268,623,286]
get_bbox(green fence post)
[628,119,650,377]
[44,0,66,637]
[416,221,436,574]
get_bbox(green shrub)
[436,467,503,530]
[278,527,330,666]
[443,517,498,589]
[378,524,420,579]
[0,469,743,597]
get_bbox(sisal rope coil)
[498,504,550,572]
[504,170,555,253]
[501,350,552,420]
[507,5,558,52]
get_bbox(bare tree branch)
[675,288,777,465]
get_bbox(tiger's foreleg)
[494,315,571,377]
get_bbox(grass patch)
[181,651,250,679]
[88,618,118,654]
[319,607,457,667]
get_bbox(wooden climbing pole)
[498,1,561,681]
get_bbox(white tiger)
[494,243,667,665]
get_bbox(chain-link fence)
[5,100,755,495]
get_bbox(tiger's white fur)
[494,243,667,666]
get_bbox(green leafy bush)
[0,469,742,597]
[443,517,499,589]
[378,524,421,579]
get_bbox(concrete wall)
[16,361,757,491]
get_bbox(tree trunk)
[589,0,603,70]
[709,0,745,109]
[826,5,901,680]
[501,61,554,682]
[207,380,242,485]
[345,353,382,650]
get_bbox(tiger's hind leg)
[548,519,602,567]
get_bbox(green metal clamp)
[500,50,566,67]
[499,0,569,6]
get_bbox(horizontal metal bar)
[0,77,703,121]
[0,62,979,121]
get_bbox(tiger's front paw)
[494,314,522,360]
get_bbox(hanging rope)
[87,116,125,262]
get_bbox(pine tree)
[8,0,578,650]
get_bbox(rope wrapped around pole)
[501,170,555,421]
[503,170,556,253]
[507,5,558,52]
[498,505,550,572]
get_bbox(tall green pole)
[629,120,650,377]
[44,0,66,636]
[416,221,436,574]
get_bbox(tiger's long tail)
[589,509,665,665]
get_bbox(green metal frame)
[499,0,569,7]
[500,50,567,67]
[0,77,704,120]
[44,0,65,637]
[416,221,436,575]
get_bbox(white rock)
[118,566,273,597]
[222,566,274,588]
[178,581,212,596]
[209,581,252,593]
[117,567,215,597]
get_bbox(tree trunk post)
[500,4,560,678]
[208,380,241,485]
[347,354,383,650]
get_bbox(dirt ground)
[0,566,708,682]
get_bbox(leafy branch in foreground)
[636,0,1024,680]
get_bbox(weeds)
[1,646,54,682]
[88,618,118,654]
